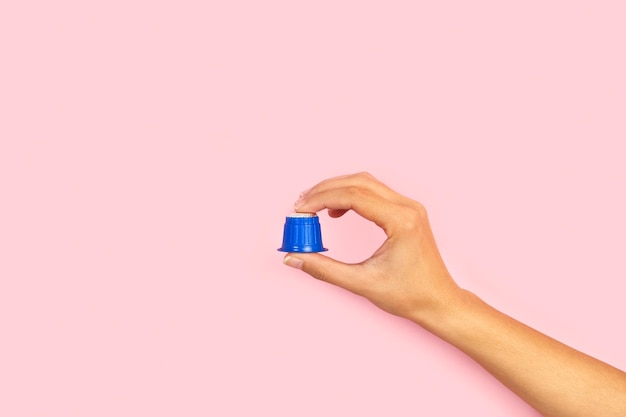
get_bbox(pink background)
[1,1,625,416]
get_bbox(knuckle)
[345,185,363,198]
[311,265,332,284]
[355,171,375,181]
[413,201,427,217]
[398,206,426,231]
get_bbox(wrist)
[408,286,481,337]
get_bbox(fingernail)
[294,195,306,210]
[294,188,313,208]
[283,255,304,270]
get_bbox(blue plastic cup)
[277,213,328,253]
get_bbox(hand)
[282,172,626,417]
[283,172,462,323]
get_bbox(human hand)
[282,172,463,324]
[283,173,626,417]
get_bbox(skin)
[282,172,626,417]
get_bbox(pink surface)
[1,1,625,416]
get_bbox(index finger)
[300,172,403,204]
[295,185,402,236]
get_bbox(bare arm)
[421,290,626,417]
[282,172,626,417]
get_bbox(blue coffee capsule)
[278,213,328,253]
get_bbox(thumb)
[283,253,363,294]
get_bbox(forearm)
[414,289,626,417]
